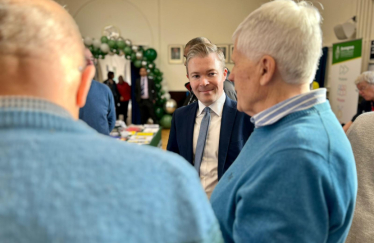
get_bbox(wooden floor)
[161,129,170,150]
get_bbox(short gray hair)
[355,71,374,85]
[186,43,225,74]
[233,0,323,84]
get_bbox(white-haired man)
[0,0,223,242]
[343,71,374,132]
[210,1,357,242]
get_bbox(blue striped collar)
[251,88,327,128]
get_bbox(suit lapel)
[185,103,198,164]
[218,98,237,177]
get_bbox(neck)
[252,80,310,116]
[0,56,80,119]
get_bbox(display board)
[329,39,362,124]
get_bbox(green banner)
[332,39,362,64]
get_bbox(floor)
[161,129,170,150]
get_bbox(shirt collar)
[251,88,327,128]
[0,96,72,118]
[197,92,226,117]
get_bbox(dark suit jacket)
[135,77,156,103]
[167,97,254,180]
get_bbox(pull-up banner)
[329,39,362,124]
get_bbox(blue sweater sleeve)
[234,149,333,243]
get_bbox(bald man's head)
[0,0,94,118]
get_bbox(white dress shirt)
[140,77,149,99]
[193,92,226,199]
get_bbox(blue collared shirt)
[251,88,327,128]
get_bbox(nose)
[199,77,209,86]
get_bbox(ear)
[76,65,95,108]
[259,55,276,86]
[223,68,228,80]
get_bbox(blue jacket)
[167,96,253,180]
[211,102,357,243]
[0,97,223,243]
[79,80,116,135]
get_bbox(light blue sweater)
[0,97,223,243]
[211,102,357,243]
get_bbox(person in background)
[345,112,374,243]
[135,67,158,124]
[183,37,236,106]
[167,43,253,199]
[117,75,131,123]
[343,71,374,132]
[104,71,120,107]
[79,48,116,135]
[210,1,357,242]
[0,0,223,242]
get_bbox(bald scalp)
[0,0,83,64]
[0,0,94,119]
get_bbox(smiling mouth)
[199,89,213,93]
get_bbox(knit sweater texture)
[211,102,357,243]
[346,112,374,243]
[0,100,223,243]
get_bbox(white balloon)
[84,37,93,46]
[162,86,169,92]
[93,39,101,48]
[164,93,171,100]
[100,43,110,54]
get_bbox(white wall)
[57,0,360,91]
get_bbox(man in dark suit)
[135,67,158,124]
[167,43,253,198]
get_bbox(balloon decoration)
[160,114,172,129]
[84,35,174,128]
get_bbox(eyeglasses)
[356,84,372,92]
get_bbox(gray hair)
[233,0,323,84]
[185,43,225,74]
[355,71,374,85]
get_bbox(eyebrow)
[189,69,218,76]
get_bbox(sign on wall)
[329,39,362,124]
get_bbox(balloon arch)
[83,36,176,128]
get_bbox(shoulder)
[348,112,374,137]
[174,102,197,116]
[223,80,235,90]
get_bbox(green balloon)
[134,60,142,68]
[148,72,155,79]
[155,107,165,119]
[153,68,161,75]
[131,52,137,62]
[155,84,162,91]
[147,62,155,70]
[155,76,163,83]
[144,48,158,62]
[124,46,132,55]
[108,40,116,49]
[160,114,172,129]
[142,56,148,62]
[116,40,125,49]
[160,90,165,95]
[101,36,108,43]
